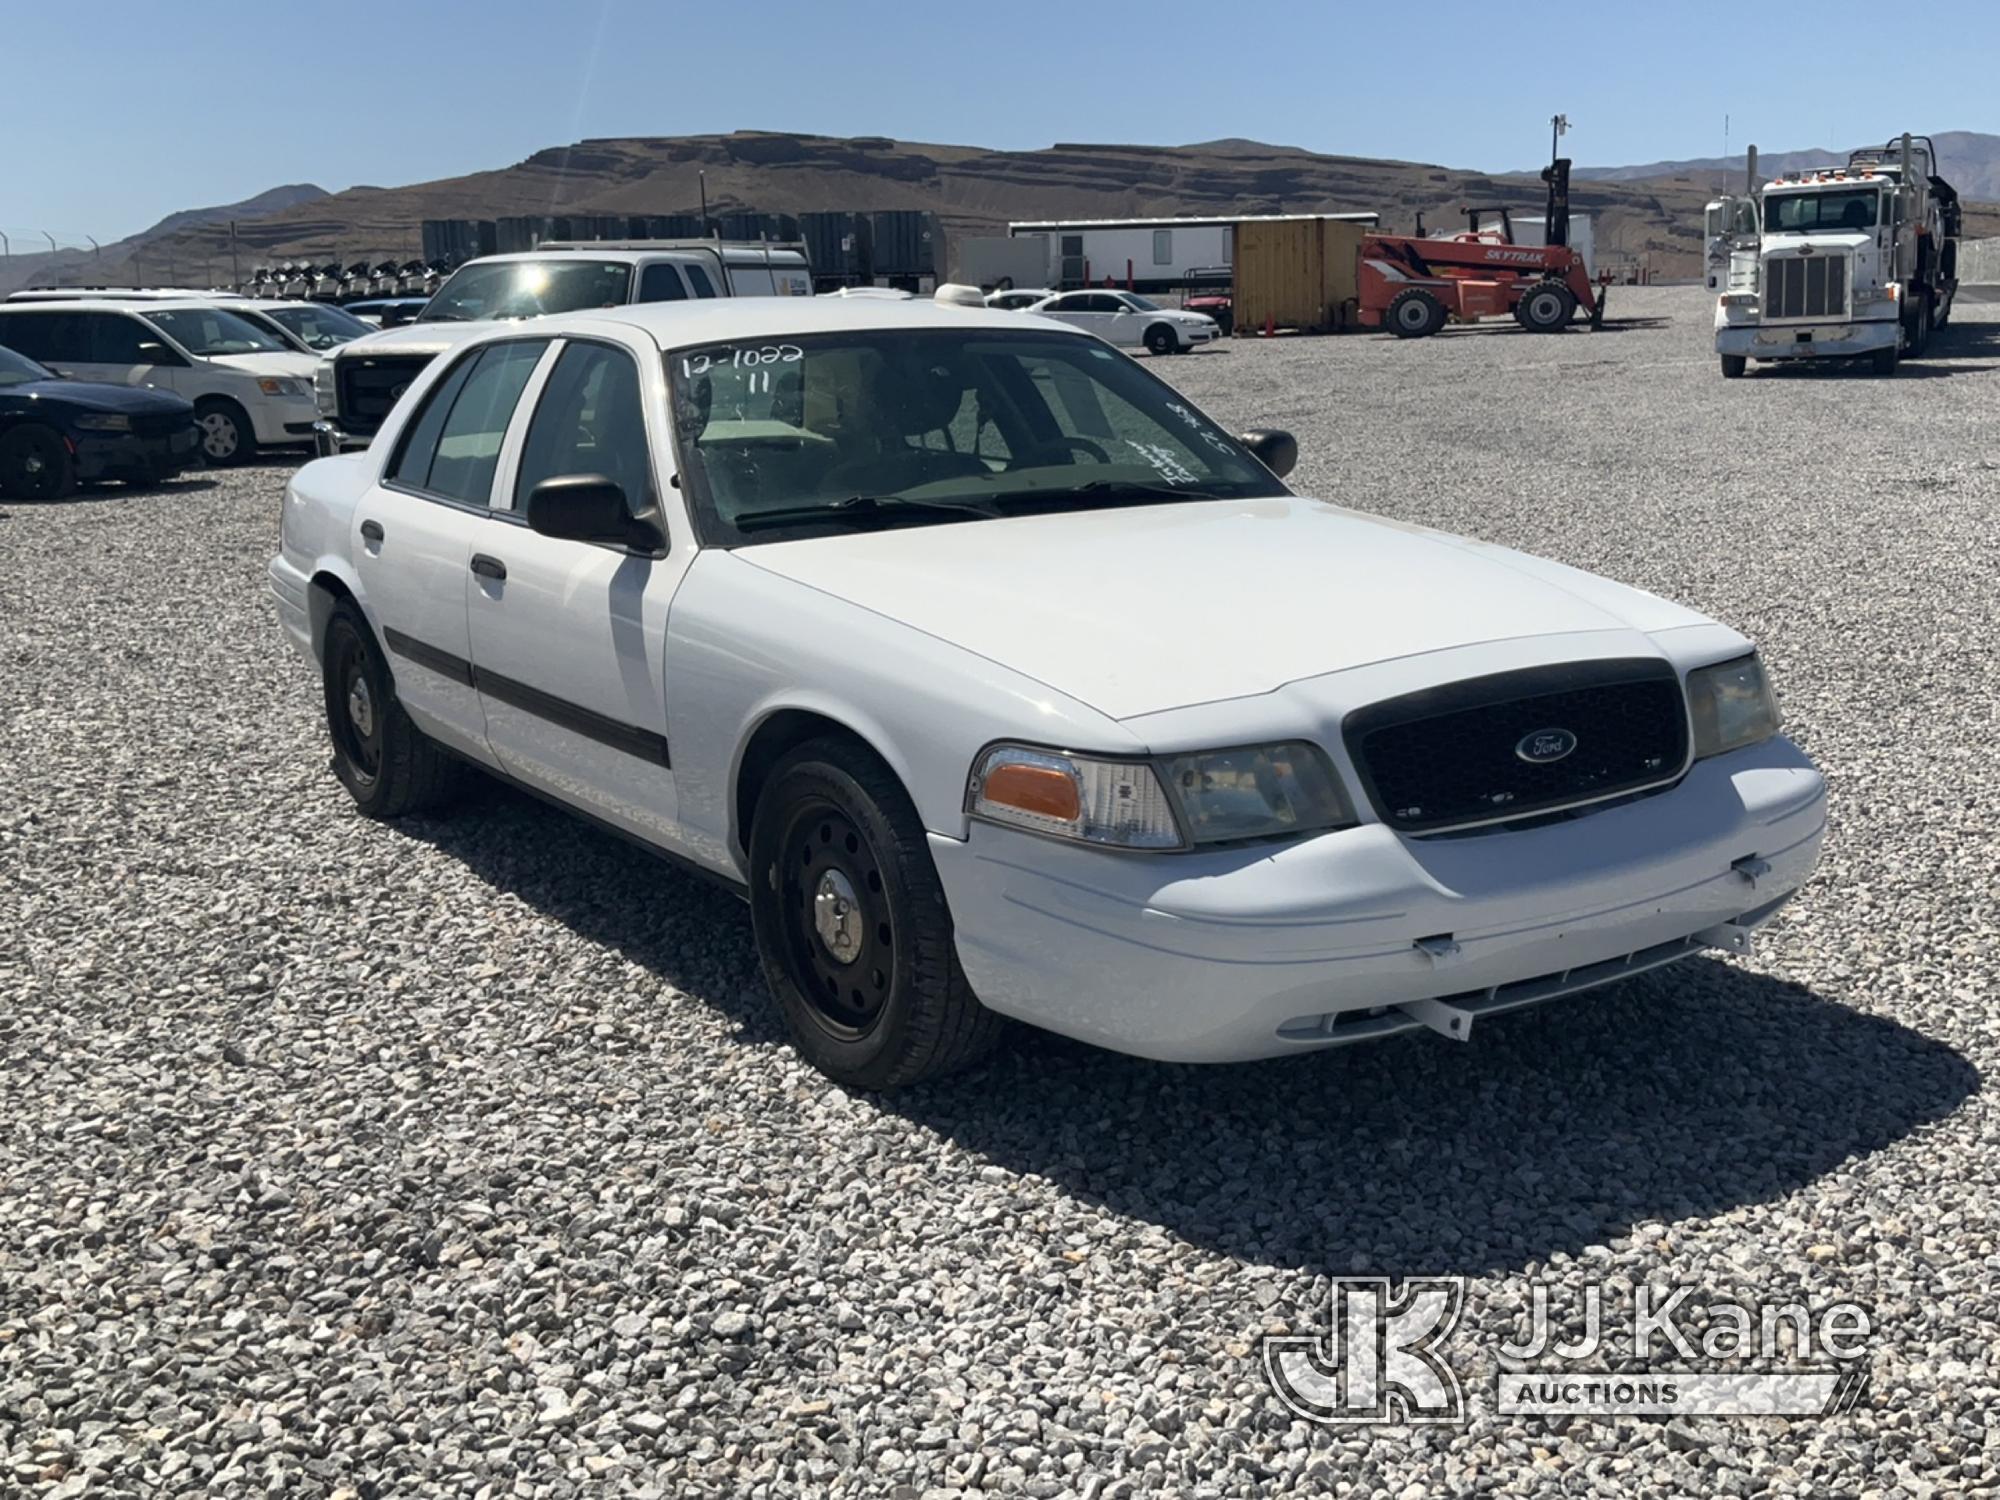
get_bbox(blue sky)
[9,0,2000,247]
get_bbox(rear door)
[465,334,692,848]
[355,337,550,759]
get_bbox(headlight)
[966,740,1354,850]
[1688,655,1781,758]
[1160,743,1354,843]
[1718,292,1758,309]
[257,376,310,398]
[314,362,337,416]
[71,413,132,432]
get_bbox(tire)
[194,397,255,466]
[1385,288,1447,339]
[0,424,77,499]
[1143,323,1178,356]
[748,737,1005,1089]
[1719,354,1747,379]
[321,601,461,818]
[1213,310,1234,337]
[1516,280,1577,333]
[1871,344,1900,376]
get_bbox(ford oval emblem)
[1515,728,1578,765]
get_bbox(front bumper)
[312,419,369,458]
[73,424,200,483]
[931,737,1826,1063]
[248,394,322,446]
[1716,317,1897,360]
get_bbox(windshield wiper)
[733,493,1002,534]
[999,480,1223,509]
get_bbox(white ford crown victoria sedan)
[269,296,1826,1088]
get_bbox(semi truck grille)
[1763,253,1848,320]
[1342,659,1691,835]
[337,354,436,436]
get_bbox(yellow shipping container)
[1231,218,1367,334]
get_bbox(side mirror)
[1238,428,1298,479]
[525,474,664,552]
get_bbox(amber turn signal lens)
[980,762,1082,822]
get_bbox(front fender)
[665,551,1141,862]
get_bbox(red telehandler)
[1357,159,1608,337]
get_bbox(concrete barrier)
[1957,236,2000,285]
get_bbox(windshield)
[668,328,1287,546]
[0,345,55,386]
[144,307,288,356]
[420,260,632,322]
[1764,189,1879,233]
[265,302,371,349]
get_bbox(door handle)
[360,519,384,543]
[469,553,507,581]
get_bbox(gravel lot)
[3,284,1997,1499]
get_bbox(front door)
[465,336,694,849]
[355,336,550,759]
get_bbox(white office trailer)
[1446,211,1597,279]
[1006,213,1380,292]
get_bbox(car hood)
[6,379,192,414]
[736,496,1709,720]
[333,320,488,361]
[207,350,321,380]
[1764,231,1874,254]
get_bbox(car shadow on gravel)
[407,781,1978,1278]
[0,475,220,508]
[900,959,1979,1276]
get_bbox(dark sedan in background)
[0,345,199,499]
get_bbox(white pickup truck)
[312,241,812,454]
[271,295,1825,1088]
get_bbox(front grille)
[1342,659,1690,834]
[1763,252,1848,320]
[337,353,435,436]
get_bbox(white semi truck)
[1710,134,1961,377]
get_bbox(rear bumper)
[931,737,1826,1063]
[1716,317,1897,359]
[268,553,315,663]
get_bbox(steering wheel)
[1008,435,1111,469]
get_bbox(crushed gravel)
[2,284,1997,1498]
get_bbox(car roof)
[468,296,1076,351]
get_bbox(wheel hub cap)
[812,868,863,964]
[24,452,44,476]
[347,675,375,739]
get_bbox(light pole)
[699,170,710,237]
[42,231,56,254]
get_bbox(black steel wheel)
[320,601,461,818]
[1386,288,1447,338]
[774,797,897,1040]
[1516,280,1576,332]
[749,737,1005,1088]
[0,425,76,499]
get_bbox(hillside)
[12,132,1999,296]
[1578,131,2000,199]
[0,183,330,297]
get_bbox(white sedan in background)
[1029,289,1221,354]
[270,296,1823,1089]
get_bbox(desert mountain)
[1576,131,2000,199]
[9,133,1997,297]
